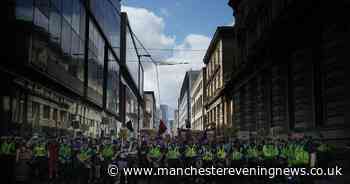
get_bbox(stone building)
[190,69,204,130]
[227,0,349,141]
[203,26,235,136]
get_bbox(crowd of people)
[0,132,336,184]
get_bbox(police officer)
[147,143,162,184]
[165,144,181,184]
[76,141,93,184]
[230,142,244,183]
[100,139,115,184]
[33,138,48,182]
[202,144,214,184]
[58,137,73,183]
[1,136,16,184]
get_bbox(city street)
[1,0,349,184]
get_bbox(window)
[106,51,120,114]
[60,111,66,122]
[70,31,83,80]
[43,105,50,119]
[11,92,26,124]
[62,0,73,23]
[87,23,104,106]
[16,0,33,22]
[49,8,61,46]
[53,108,58,121]
[51,0,62,11]
[32,102,40,120]
[34,1,49,32]
[79,3,86,39]
[72,0,81,33]
[61,19,72,57]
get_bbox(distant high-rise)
[178,70,200,129]
[160,104,169,125]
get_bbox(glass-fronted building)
[2,0,144,138]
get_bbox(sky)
[121,0,234,118]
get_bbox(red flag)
[158,119,167,135]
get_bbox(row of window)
[206,43,221,78]
[9,89,105,134]
[236,0,294,65]
[206,70,223,99]
[231,56,344,135]
[206,103,223,129]
[192,117,203,131]
[16,0,122,114]
[191,95,203,118]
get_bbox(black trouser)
[33,157,48,182]
[59,162,73,183]
[77,164,90,184]
[2,155,15,184]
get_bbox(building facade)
[168,119,175,136]
[203,27,235,136]
[190,69,204,130]
[227,0,349,142]
[174,109,179,135]
[160,104,169,125]
[178,70,200,129]
[2,0,145,138]
[143,91,156,130]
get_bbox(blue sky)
[121,0,233,44]
[121,0,234,114]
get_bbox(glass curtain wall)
[106,51,120,115]
[87,20,104,106]
[22,0,86,94]
[12,0,124,136]
[90,0,121,57]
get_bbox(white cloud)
[122,6,211,110]
[122,6,175,49]
[160,8,170,17]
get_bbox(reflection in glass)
[61,19,71,56]
[88,21,104,104]
[15,0,33,22]
[125,84,138,129]
[126,26,139,87]
[49,8,61,46]
[90,0,121,57]
[34,3,49,32]
[106,51,120,114]
[62,0,73,24]
[72,0,81,34]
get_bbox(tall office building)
[2,0,145,138]
[178,70,200,129]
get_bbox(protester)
[0,131,341,184]
[14,139,32,184]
